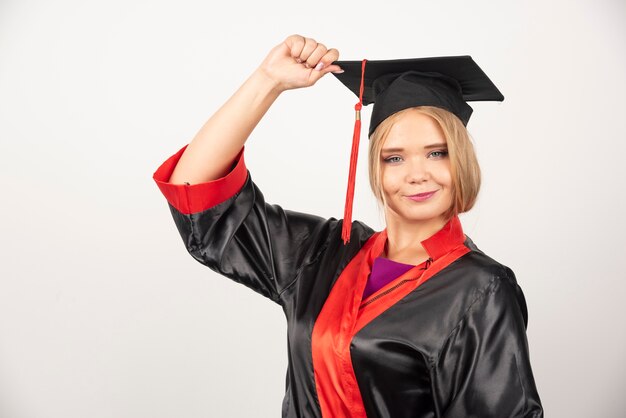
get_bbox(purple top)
[363,257,418,300]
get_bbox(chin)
[383,194,452,225]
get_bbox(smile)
[406,190,438,202]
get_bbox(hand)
[256,34,342,93]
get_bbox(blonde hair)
[368,106,481,221]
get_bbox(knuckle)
[286,34,305,54]
[320,50,338,66]
[307,44,327,65]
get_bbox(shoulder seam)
[276,218,340,300]
[276,219,375,301]
[430,273,505,369]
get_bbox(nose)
[405,158,430,183]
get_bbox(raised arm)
[154,36,361,305]
[168,34,343,185]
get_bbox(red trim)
[152,144,248,214]
[421,215,465,260]
[311,215,469,417]
[312,232,380,418]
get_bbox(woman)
[153,34,543,417]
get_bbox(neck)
[383,213,448,265]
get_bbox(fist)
[257,34,343,92]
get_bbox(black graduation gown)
[153,144,544,418]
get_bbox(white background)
[1,0,625,417]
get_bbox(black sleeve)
[167,173,342,305]
[431,269,544,417]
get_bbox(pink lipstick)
[407,191,438,202]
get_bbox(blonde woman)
[153,34,543,417]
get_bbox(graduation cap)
[330,56,504,244]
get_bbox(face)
[380,109,453,229]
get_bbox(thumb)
[308,63,344,84]
[324,63,344,74]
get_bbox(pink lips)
[407,190,438,202]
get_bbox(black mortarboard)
[332,56,504,136]
[329,56,504,244]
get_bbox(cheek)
[435,163,453,188]
[380,167,388,191]
[381,168,399,194]
[442,172,453,189]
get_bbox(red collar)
[378,215,466,261]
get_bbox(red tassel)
[342,59,367,244]
[342,109,362,244]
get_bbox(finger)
[320,48,340,71]
[314,48,341,73]
[326,48,340,63]
[299,37,318,66]
[305,43,328,69]
[308,59,342,84]
[324,64,344,74]
[284,34,306,62]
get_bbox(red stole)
[311,215,470,418]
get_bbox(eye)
[429,150,449,159]
[383,156,403,163]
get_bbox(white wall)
[0,0,624,417]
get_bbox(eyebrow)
[381,143,448,153]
